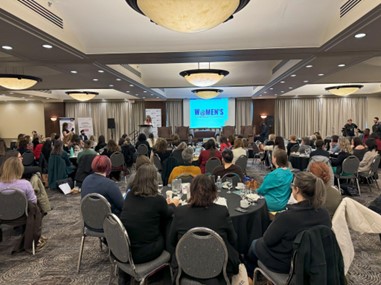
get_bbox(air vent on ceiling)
[17,0,63,29]
[120,64,142,78]
[340,0,362,18]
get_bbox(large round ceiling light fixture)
[0,74,42,90]
[66,91,99,102]
[125,0,250,33]
[180,69,229,87]
[192,89,223,99]
[325,85,363,96]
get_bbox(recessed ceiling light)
[42,44,53,49]
[143,97,146,99]
[135,93,139,95]
[291,74,296,77]
[264,91,267,94]
[318,73,324,76]
[354,33,366,39]
[269,88,273,90]
[143,91,147,93]
[338,64,346,67]
[92,78,99,81]
[126,91,130,93]
[109,84,114,87]
[116,78,122,81]
[98,70,104,73]
[70,70,78,74]
[129,84,134,87]
[280,81,285,84]
[2,45,13,50]
[156,97,160,99]
[281,91,284,93]
[306,65,313,68]
[274,94,278,96]
[303,80,309,83]
[289,87,293,89]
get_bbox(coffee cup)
[237,182,245,189]
[240,199,250,209]
[166,190,173,199]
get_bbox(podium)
[139,124,153,137]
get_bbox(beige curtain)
[275,97,367,138]
[166,100,183,132]
[235,98,253,134]
[65,101,144,140]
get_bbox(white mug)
[166,190,173,199]
[240,199,250,209]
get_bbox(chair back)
[175,227,230,284]
[110,151,125,167]
[341,155,360,175]
[176,173,194,183]
[221,126,235,138]
[290,144,299,153]
[0,188,28,220]
[240,126,254,138]
[153,153,162,172]
[221,172,241,187]
[158,127,172,139]
[370,155,381,174]
[22,150,35,166]
[235,155,248,174]
[81,193,111,231]
[137,144,148,156]
[103,213,133,265]
[205,157,221,174]
[175,126,190,141]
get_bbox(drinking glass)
[226,178,233,194]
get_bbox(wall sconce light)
[260,115,267,119]
[50,116,57,122]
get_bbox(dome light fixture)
[125,0,250,33]
[192,88,223,99]
[180,68,229,87]
[0,74,42,90]
[325,85,363,96]
[66,91,99,102]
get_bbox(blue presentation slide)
[190,98,229,128]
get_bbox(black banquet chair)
[77,193,111,273]
[175,227,230,285]
[103,213,170,285]
[235,155,248,175]
[205,157,221,174]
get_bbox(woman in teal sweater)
[257,149,293,211]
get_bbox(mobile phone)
[235,207,248,213]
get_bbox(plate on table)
[246,193,260,202]
[222,182,232,189]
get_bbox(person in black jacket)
[247,172,331,275]
[310,140,330,158]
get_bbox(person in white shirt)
[232,138,247,164]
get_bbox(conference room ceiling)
[1,0,381,102]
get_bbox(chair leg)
[337,177,341,194]
[32,240,35,255]
[99,237,103,251]
[356,178,361,196]
[77,235,86,273]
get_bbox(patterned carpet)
[0,161,380,285]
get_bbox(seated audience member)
[168,147,201,184]
[248,172,331,275]
[2,150,41,179]
[120,164,179,282]
[147,133,157,148]
[81,155,124,215]
[89,135,97,148]
[102,139,120,157]
[168,175,240,283]
[358,138,378,174]
[273,136,286,154]
[126,155,162,190]
[212,149,244,182]
[260,133,276,151]
[352,137,367,161]
[330,135,340,154]
[330,137,352,174]
[118,134,128,146]
[219,136,231,152]
[310,140,330,158]
[169,141,187,165]
[32,135,43,161]
[41,139,52,164]
[153,138,171,163]
[286,135,299,155]
[0,157,46,251]
[232,138,247,164]
[121,137,136,168]
[309,161,342,218]
[135,133,151,156]
[77,140,97,163]
[361,128,370,144]
[309,134,317,148]
[17,138,29,155]
[256,150,293,212]
[94,135,107,153]
[48,140,75,189]
[198,139,222,173]
[298,137,312,154]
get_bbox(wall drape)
[235,98,253,133]
[166,100,183,131]
[65,101,145,140]
[275,97,367,138]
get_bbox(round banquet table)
[162,187,270,255]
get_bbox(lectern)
[139,124,153,137]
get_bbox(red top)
[33,143,43,160]
[220,142,231,152]
[376,138,381,151]
[198,149,222,173]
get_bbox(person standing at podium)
[144,115,153,126]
